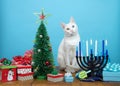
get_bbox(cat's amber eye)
[72,25,75,28]
[66,28,70,30]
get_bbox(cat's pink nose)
[70,30,74,33]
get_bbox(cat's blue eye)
[66,28,70,30]
[72,25,75,28]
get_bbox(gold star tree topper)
[34,8,51,24]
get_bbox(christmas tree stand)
[37,76,46,80]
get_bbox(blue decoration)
[64,73,74,82]
[104,63,120,72]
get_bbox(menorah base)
[85,70,103,81]
[80,76,103,82]
[87,69,103,78]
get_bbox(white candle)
[90,39,92,45]
[105,40,107,46]
[95,40,97,56]
[86,40,88,56]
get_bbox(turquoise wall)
[0,0,120,65]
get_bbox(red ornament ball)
[45,61,50,66]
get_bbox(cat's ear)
[70,17,75,23]
[61,22,66,29]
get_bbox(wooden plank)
[0,79,120,86]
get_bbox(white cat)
[57,17,80,73]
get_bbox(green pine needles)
[32,21,54,79]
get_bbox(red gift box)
[0,65,17,82]
[18,72,33,81]
[17,65,32,74]
[47,73,64,82]
[16,65,33,81]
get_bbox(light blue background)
[0,0,120,65]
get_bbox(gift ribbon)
[13,55,31,65]
[13,56,23,65]
[104,63,120,72]
[3,59,11,65]
[0,58,7,63]
[65,72,72,77]
[22,56,31,65]
[51,69,58,75]
[24,50,33,58]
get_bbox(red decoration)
[17,65,33,81]
[40,13,45,20]
[12,56,23,65]
[47,73,64,82]
[12,55,32,65]
[24,49,33,59]
[22,56,31,65]
[0,66,17,82]
[18,72,33,81]
[12,50,33,65]
[0,58,7,63]
[45,61,50,66]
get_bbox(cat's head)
[61,17,78,37]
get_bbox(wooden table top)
[0,78,120,86]
[1,70,120,86]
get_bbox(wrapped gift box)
[64,72,74,82]
[47,73,64,82]
[103,71,120,81]
[18,72,33,81]
[17,65,32,74]
[0,65,17,82]
[64,76,74,82]
[17,65,33,81]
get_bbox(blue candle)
[76,51,78,57]
[90,39,93,55]
[79,41,81,56]
[106,49,108,56]
[90,49,93,55]
[102,40,105,56]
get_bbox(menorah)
[76,40,109,80]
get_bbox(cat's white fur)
[58,17,80,73]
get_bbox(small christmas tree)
[32,9,54,80]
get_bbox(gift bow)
[13,55,31,65]
[13,56,23,65]
[65,72,72,77]
[3,59,11,65]
[24,50,33,58]
[0,58,7,63]
[104,63,120,72]
[51,69,58,75]
[22,56,32,65]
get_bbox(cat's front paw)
[65,65,75,73]
[65,68,71,73]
